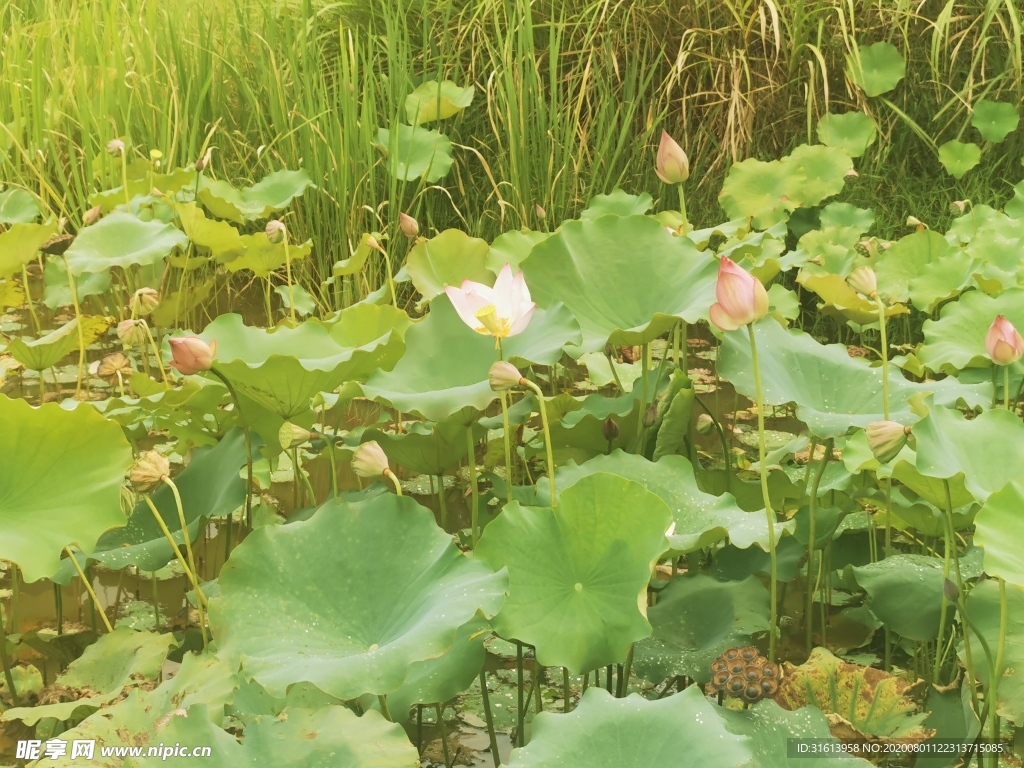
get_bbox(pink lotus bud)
[535,204,546,220]
[655,131,689,185]
[265,220,286,244]
[985,315,1024,366]
[83,205,103,227]
[351,440,390,478]
[399,212,419,239]
[107,138,125,156]
[168,336,216,375]
[489,361,526,391]
[708,257,769,331]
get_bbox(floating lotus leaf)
[5,315,109,371]
[916,287,1024,374]
[405,78,475,124]
[476,473,672,673]
[847,555,953,641]
[718,319,989,438]
[377,124,454,183]
[485,229,551,273]
[361,406,485,476]
[0,220,58,279]
[520,215,716,352]
[406,228,493,301]
[42,257,111,308]
[817,112,877,157]
[972,99,1020,143]
[938,140,981,179]
[0,396,132,582]
[974,481,1024,588]
[959,578,1024,725]
[63,210,188,275]
[223,233,313,278]
[172,201,247,263]
[210,494,507,699]
[848,42,906,97]
[197,169,315,224]
[0,187,41,224]
[361,296,579,421]
[0,628,175,725]
[579,189,653,220]
[505,687,751,767]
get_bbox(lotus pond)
[3,80,1024,768]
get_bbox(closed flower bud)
[97,352,134,381]
[943,578,960,602]
[865,421,911,464]
[535,203,546,220]
[644,403,659,427]
[696,413,715,435]
[985,315,1024,366]
[265,220,286,244]
[129,450,170,492]
[117,319,148,348]
[168,336,216,375]
[130,287,160,317]
[351,440,390,478]
[83,205,103,226]
[489,361,525,391]
[655,130,689,184]
[107,138,125,156]
[399,212,419,239]
[195,147,213,172]
[709,257,769,331]
[602,416,620,442]
[279,422,314,450]
[846,267,878,299]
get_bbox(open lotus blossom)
[709,257,769,331]
[985,315,1024,366]
[168,336,216,375]
[445,263,535,340]
[655,130,689,184]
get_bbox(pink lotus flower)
[709,257,769,331]
[445,263,535,340]
[985,315,1024,366]
[655,131,689,185]
[168,337,217,375]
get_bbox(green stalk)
[21,265,41,335]
[617,643,634,697]
[142,320,169,386]
[989,578,1008,761]
[61,255,87,398]
[377,694,392,722]
[563,667,571,711]
[283,235,297,325]
[497,340,514,504]
[1003,365,1011,411]
[676,183,688,235]
[161,477,207,621]
[436,704,452,767]
[467,428,480,546]
[384,469,403,496]
[516,642,526,747]
[634,343,650,453]
[437,474,448,529]
[120,150,130,207]
[875,296,890,420]
[805,438,832,653]
[478,670,500,768]
[933,506,954,684]
[65,547,113,633]
[748,323,779,662]
[520,378,557,507]
[210,368,253,527]
[0,608,19,707]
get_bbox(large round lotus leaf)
[127,705,418,768]
[377,124,454,183]
[405,78,475,124]
[0,187,41,224]
[916,287,1024,373]
[475,472,672,673]
[361,296,580,421]
[0,628,175,725]
[520,215,716,352]
[787,144,854,206]
[0,395,132,582]
[971,99,1020,143]
[485,229,551,273]
[362,406,485,476]
[872,230,973,311]
[201,306,407,419]
[506,687,751,767]
[912,403,1024,503]
[56,430,247,580]
[5,315,110,371]
[974,481,1024,588]
[0,220,58,279]
[937,140,981,179]
[579,189,654,220]
[210,494,507,699]
[718,319,989,438]
[817,112,878,157]
[719,157,795,228]
[848,42,905,97]
[406,228,493,302]
[959,578,1024,725]
[63,210,188,275]
[196,169,315,224]
[547,451,791,554]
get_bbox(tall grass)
[2,0,1022,305]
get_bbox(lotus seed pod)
[279,422,314,451]
[398,212,419,239]
[488,361,525,392]
[727,676,745,694]
[351,440,390,478]
[107,138,125,156]
[724,649,740,661]
[696,413,715,435]
[602,416,620,442]
[130,450,170,492]
[846,266,878,299]
[739,646,759,662]
[40,233,74,256]
[265,219,286,244]
[83,204,103,226]
[117,319,148,348]
[743,684,761,702]
[130,287,160,317]
[761,662,779,679]
[865,421,911,464]
[97,352,134,381]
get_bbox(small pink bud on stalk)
[985,315,1024,366]
[129,450,170,492]
[846,267,878,299]
[535,204,546,220]
[865,421,912,464]
[83,204,103,226]
[399,212,419,239]
[489,361,526,391]
[265,220,286,244]
[117,319,148,348]
[654,131,689,184]
[709,257,769,331]
[602,416,620,442]
[107,138,125,156]
[168,337,216,375]
[130,287,160,317]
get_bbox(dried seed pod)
[40,233,75,255]
[726,676,745,694]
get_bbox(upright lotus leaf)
[5,316,110,371]
[486,229,552,273]
[774,648,932,741]
[361,297,580,421]
[505,687,751,768]
[718,319,989,438]
[579,189,654,220]
[0,220,58,279]
[974,481,1024,587]
[0,628,175,725]
[172,201,247,263]
[89,167,197,212]
[916,288,1024,373]
[42,257,111,308]
[820,202,875,233]
[787,144,854,207]
[210,494,507,699]
[361,406,486,476]
[959,578,1024,724]
[0,395,132,582]
[520,215,717,352]
[331,232,377,276]
[1007,178,1024,219]
[872,231,950,304]
[971,99,1020,142]
[405,79,475,124]
[0,187,41,224]
[848,42,906,97]
[475,473,672,673]
[847,555,953,641]
[196,169,315,224]
[798,273,909,325]
[405,228,493,302]
[938,140,981,179]
[63,210,188,274]
[912,403,1024,502]
[223,233,314,278]
[377,124,454,183]
[817,112,878,157]
[718,157,795,228]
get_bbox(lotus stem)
[64,547,112,633]
[617,643,634,697]
[141,495,209,622]
[160,477,209,635]
[141,320,169,386]
[437,474,448,528]
[676,183,688,236]
[805,438,832,654]
[378,694,392,722]
[61,256,87,399]
[21,265,41,335]
[1003,365,1010,411]
[694,396,731,491]
[990,578,1008,759]
[520,378,557,507]
[605,350,627,393]
[210,368,253,527]
[748,323,779,662]
[283,235,297,325]
[496,341,515,503]
[635,343,650,453]
[467,428,480,546]
[516,642,525,746]
[383,468,403,496]
[934,505,954,684]
[0,615,19,707]
[478,670,500,767]
[436,704,452,767]
[875,297,890,421]
[263,277,273,327]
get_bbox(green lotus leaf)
[0,187,41,224]
[406,228,493,302]
[520,215,716,352]
[223,233,313,278]
[775,648,932,740]
[1007,178,1024,219]
[211,493,507,699]
[274,283,316,316]
[476,473,672,673]
[42,256,111,308]
[819,202,875,233]
[974,481,1024,588]
[718,157,795,228]
[817,112,878,157]
[959,578,1024,725]
[89,167,197,212]
[505,687,751,767]
[960,213,1024,294]
[0,220,58,279]
[5,315,109,371]
[797,273,910,325]
[937,140,981,179]
[873,230,974,311]
[63,210,188,275]
[361,297,580,421]
[485,229,551,273]
[847,555,952,641]
[0,279,25,309]
[151,276,215,329]
[718,319,989,438]
[787,144,854,206]
[405,78,475,124]
[172,201,247,263]
[544,386,646,463]
[971,99,1020,143]
[196,169,315,224]
[377,124,454,183]
[361,406,485,476]
[0,396,132,582]
[0,628,175,725]
[848,42,906,97]
[916,287,1024,374]
[579,189,654,220]
[332,232,377,276]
